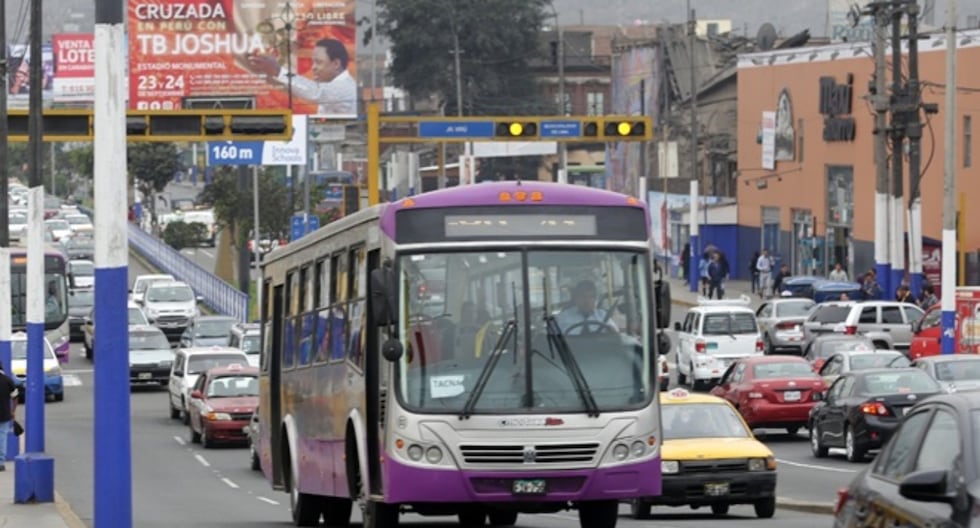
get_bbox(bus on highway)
[10,247,70,362]
[258,181,670,528]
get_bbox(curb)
[54,491,88,528]
[776,497,835,515]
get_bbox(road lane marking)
[62,375,83,387]
[194,454,211,467]
[201,250,214,259]
[776,458,857,473]
[174,436,186,446]
[221,477,239,489]
[257,496,280,505]
[63,369,93,374]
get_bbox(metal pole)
[906,1,924,298]
[941,0,957,354]
[661,43,672,278]
[94,0,132,521]
[888,8,905,298]
[370,0,378,102]
[253,166,262,321]
[50,143,56,196]
[453,28,463,118]
[557,15,567,184]
[688,181,700,293]
[639,79,647,196]
[367,102,381,205]
[872,2,891,299]
[0,247,10,464]
[688,2,704,242]
[238,166,251,294]
[0,0,13,466]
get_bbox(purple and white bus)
[9,247,71,362]
[258,181,671,528]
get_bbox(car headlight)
[207,412,232,421]
[749,457,776,471]
[661,460,680,474]
[158,360,173,367]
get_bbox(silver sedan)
[756,297,815,354]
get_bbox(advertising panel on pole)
[53,34,95,103]
[7,44,54,108]
[207,115,308,166]
[761,111,776,170]
[127,0,357,117]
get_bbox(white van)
[131,273,175,306]
[168,346,249,422]
[674,296,764,390]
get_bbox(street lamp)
[547,2,567,183]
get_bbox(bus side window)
[284,270,297,369]
[329,252,347,362]
[347,246,367,369]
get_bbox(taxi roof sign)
[667,388,691,399]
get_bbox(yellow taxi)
[629,388,777,519]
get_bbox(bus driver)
[556,280,618,335]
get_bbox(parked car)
[674,297,764,390]
[802,301,897,351]
[179,315,237,348]
[808,368,942,462]
[9,332,64,402]
[128,326,175,386]
[83,301,150,360]
[143,281,201,343]
[68,259,95,289]
[911,354,980,393]
[817,349,911,386]
[755,298,815,354]
[838,301,925,351]
[628,389,777,520]
[776,275,824,298]
[168,346,249,423]
[803,334,877,371]
[68,288,95,342]
[130,273,175,306]
[710,355,826,435]
[834,390,980,528]
[809,280,865,303]
[228,323,261,368]
[187,364,259,448]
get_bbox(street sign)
[207,141,263,166]
[418,121,495,139]
[540,120,582,138]
[290,213,320,241]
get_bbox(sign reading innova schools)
[127,0,358,118]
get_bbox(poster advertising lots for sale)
[53,34,95,103]
[128,0,357,117]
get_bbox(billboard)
[8,43,54,107]
[53,34,95,103]
[127,0,357,117]
[608,45,659,195]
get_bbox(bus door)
[270,283,285,489]
[365,248,384,494]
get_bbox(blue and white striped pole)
[94,0,132,524]
[0,247,14,463]
[688,181,699,294]
[941,1,957,355]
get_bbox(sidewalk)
[669,276,763,310]
[0,459,84,528]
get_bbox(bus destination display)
[444,214,598,238]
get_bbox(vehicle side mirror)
[370,264,398,327]
[657,332,671,355]
[381,338,404,362]
[673,321,682,332]
[190,390,202,399]
[812,391,824,401]
[899,469,957,504]
[654,276,671,329]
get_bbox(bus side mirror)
[370,266,398,327]
[655,277,671,329]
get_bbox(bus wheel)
[362,501,399,528]
[287,454,320,526]
[578,500,618,528]
[458,511,486,526]
[488,511,518,526]
[322,497,352,527]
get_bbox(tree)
[64,144,94,181]
[197,166,291,247]
[127,143,181,227]
[162,221,208,250]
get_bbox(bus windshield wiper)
[459,319,516,419]
[541,277,600,417]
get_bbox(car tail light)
[844,325,857,335]
[694,340,706,353]
[860,401,891,416]
[756,339,764,352]
[834,488,850,516]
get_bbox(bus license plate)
[784,391,801,401]
[705,482,730,496]
[138,372,152,380]
[512,479,546,495]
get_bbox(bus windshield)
[11,261,68,329]
[396,249,651,415]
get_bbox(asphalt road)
[41,259,837,527]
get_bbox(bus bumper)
[381,455,661,504]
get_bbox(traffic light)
[604,119,646,138]
[6,110,92,142]
[582,120,601,138]
[342,185,360,217]
[495,120,538,139]
[126,110,292,141]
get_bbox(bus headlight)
[630,440,646,458]
[425,446,443,464]
[612,444,629,461]
[661,460,680,474]
[407,444,424,461]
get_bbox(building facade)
[736,29,980,282]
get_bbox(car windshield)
[809,305,851,323]
[135,277,172,294]
[662,403,750,440]
[207,375,258,398]
[702,313,757,335]
[753,361,817,379]
[128,307,148,325]
[11,340,55,360]
[776,300,814,317]
[146,285,194,302]
[10,213,26,225]
[196,319,235,338]
[241,335,261,354]
[813,338,874,359]
[70,290,95,307]
[862,371,941,395]
[66,215,90,225]
[71,262,94,275]
[850,353,908,370]
[46,220,69,230]
[934,359,980,382]
[130,332,171,350]
[395,249,652,415]
[187,355,246,375]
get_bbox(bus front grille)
[459,443,600,465]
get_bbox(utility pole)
[888,7,905,299]
[639,79,647,197]
[0,0,10,466]
[905,0,925,298]
[687,2,704,239]
[941,0,957,354]
[557,17,567,184]
[870,1,891,299]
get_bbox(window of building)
[965,115,973,168]
[587,92,604,116]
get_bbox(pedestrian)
[829,262,848,282]
[862,269,882,300]
[919,283,939,309]
[698,252,711,296]
[0,360,18,471]
[708,252,726,299]
[680,243,691,280]
[749,251,761,294]
[895,285,916,304]
[773,263,791,295]
[756,249,774,299]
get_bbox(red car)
[710,356,827,435]
[187,364,259,448]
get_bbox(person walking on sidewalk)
[749,251,761,294]
[699,252,711,296]
[707,252,726,299]
[773,263,791,296]
[0,360,18,471]
[829,262,848,282]
[756,249,774,299]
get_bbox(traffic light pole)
[941,0,957,354]
[0,0,13,467]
